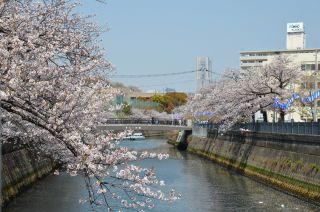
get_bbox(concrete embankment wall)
[113,129,179,140]
[187,130,320,203]
[1,149,54,205]
[142,130,180,139]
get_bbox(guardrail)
[103,118,187,126]
[193,122,320,136]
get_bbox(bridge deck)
[98,124,191,131]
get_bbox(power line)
[109,69,224,78]
[139,79,195,88]
[110,70,197,78]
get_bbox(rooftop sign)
[287,22,304,33]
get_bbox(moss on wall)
[187,147,320,202]
[185,131,320,204]
[1,149,55,206]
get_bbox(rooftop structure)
[286,22,306,50]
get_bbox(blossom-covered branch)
[0,0,179,210]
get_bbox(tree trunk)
[279,110,285,122]
[262,110,268,122]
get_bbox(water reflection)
[4,139,319,212]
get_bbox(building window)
[301,63,320,71]
[306,82,315,89]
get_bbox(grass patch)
[296,159,303,167]
[286,158,292,168]
[167,140,178,146]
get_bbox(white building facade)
[240,48,320,71]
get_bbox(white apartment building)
[240,48,320,71]
[240,22,320,122]
[240,22,317,70]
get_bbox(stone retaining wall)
[187,130,320,203]
[141,130,172,138]
[1,149,54,205]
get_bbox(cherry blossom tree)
[129,108,150,119]
[0,0,178,210]
[183,56,300,131]
[240,56,300,121]
[129,108,171,120]
[144,109,172,120]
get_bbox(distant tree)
[151,93,187,113]
[129,108,150,119]
[121,102,132,115]
[146,109,172,120]
[165,92,188,107]
[151,94,166,112]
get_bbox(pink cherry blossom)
[0,0,179,210]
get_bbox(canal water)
[4,138,320,212]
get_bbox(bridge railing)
[193,122,320,136]
[103,118,187,126]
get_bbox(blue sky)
[78,0,320,93]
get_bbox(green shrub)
[121,103,132,115]
[286,158,292,167]
[309,163,319,173]
[296,160,303,166]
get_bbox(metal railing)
[103,118,187,126]
[194,122,320,136]
[192,125,208,137]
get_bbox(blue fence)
[194,122,320,136]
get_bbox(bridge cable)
[109,69,224,79]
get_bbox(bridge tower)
[196,56,212,93]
